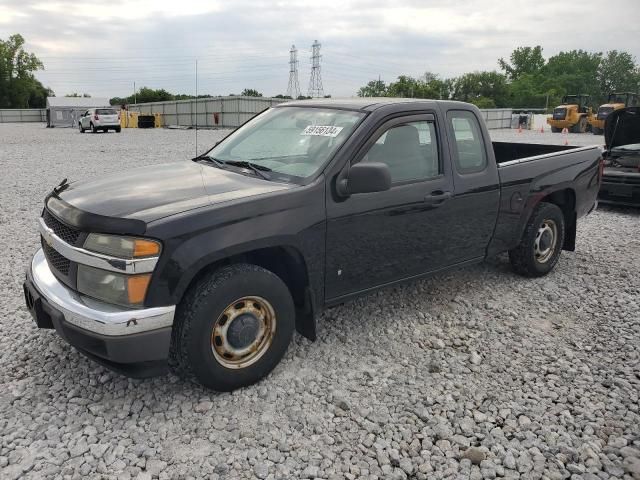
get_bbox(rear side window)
[96,109,117,115]
[448,110,487,174]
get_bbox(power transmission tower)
[308,40,324,98]
[286,45,301,99]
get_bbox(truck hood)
[605,107,640,150]
[56,161,292,223]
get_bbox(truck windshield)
[206,106,364,183]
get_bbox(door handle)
[424,191,451,206]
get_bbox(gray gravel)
[1,123,639,480]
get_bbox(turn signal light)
[127,274,151,304]
[133,239,161,257]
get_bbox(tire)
[592,126,602,135]
[115,127,121,133]
[90,122,97,133]
[572,117,587,133]
[169,263,295,391]
[509,202,565,277]
[79,122,85,133]
[551,126,561,133]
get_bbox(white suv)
[79,108,121,133]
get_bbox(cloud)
[1,0,639,98]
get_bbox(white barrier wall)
[478,108,512,129]
[128,98,513,130]
[0,109,46,123]
[128,96,287,128]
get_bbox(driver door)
[325,113,456,300]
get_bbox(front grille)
[43,209,81,245]
[42,238,70,276]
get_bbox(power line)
[286,44,301,99]
[308,40,324,98]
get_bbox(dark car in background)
[599,107,640,206]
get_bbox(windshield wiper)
[223,160,272,180]
[192,154,227,169]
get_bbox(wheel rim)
[211,296,276,369]
[534,219,557,263]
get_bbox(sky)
[2,0,640,99]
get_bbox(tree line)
[357,46,640,109]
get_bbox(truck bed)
[493,141,576,164]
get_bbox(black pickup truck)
[24,99,602,391]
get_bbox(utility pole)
[308,40,324,98]
[286,45,301,99]
[133,81,136,104]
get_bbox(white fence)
[0,109,46,123]
[128,96,286,128]
[127,98,513,130]
[479,108,512,129]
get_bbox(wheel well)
[182,247,316,340]
[539,189,576,251]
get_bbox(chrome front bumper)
[29,248,175,336]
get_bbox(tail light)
[94,114,99,120]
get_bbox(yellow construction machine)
[547,94,594,133]
[588,92,639,135]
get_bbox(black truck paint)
[24,99,602,384]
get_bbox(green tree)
[357,79,387,97]
[450,71,509,107]
[241,88,262,97]
[0,33,52,108]
[541,50,602,104]
[499,46,545,80]
[597,50,640,99]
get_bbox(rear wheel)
[169,263,295,391]
[115,126,121,133]
[509,202,565,277]
[592,126,602,135]
[551,126,561,133]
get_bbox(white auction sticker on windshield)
[301,125,343,137]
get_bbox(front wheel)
[509,202,565,277]
[551,126,561,133]
[572,117,587,133]
[79,122,85,133]
[169,264,295,391]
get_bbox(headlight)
[77,265,151,307]
[84,234,161,258]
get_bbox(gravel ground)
[1,123,639,480]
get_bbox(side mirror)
[337,162,391,196]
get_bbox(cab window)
[448,111,487,173]
[362,120,440,183]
